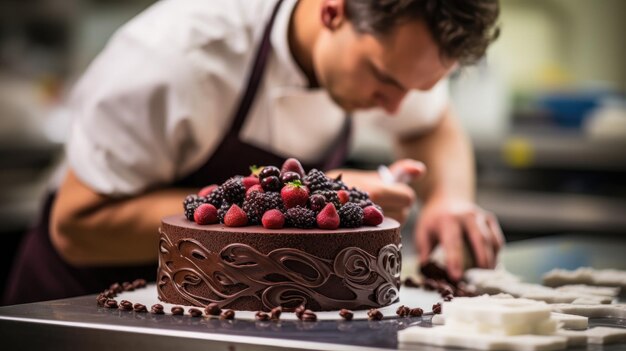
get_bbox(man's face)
[312,16,457,114]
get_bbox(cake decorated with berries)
[157,159,401,312]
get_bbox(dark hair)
[345,0,501,65]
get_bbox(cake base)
[158,215,401,311]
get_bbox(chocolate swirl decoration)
[157,229,401,311]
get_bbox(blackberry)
[265,192,285,211]
[206,187,224,207]
[330,174,349,191]
[183,195,208,221]
[217,202,232,224]
[222,178,245,204]
[304,169,332,192]
[242,192,284,225]
[338,202,364,228]
[285,206,315,228]
[313,189,341,210]
[349,187,369,202]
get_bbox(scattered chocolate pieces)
[255,311,270,321]
[396,305,410,317]
[294,305,306,319]
[188,308,202,317]
[339,309,353,321]
[409,307,423,317]
[171,306,184,315]
[300,310,317,322]
[367,308,383,321]
[96,294,107,306]
[109,282,122,293]
[205,302,221,316]
[150,304,164,314]
[132,278,147,289]
[443,295,454,302]
[220,309,235,320]
[133,303,147,312]
[403,277,421,288]
[432,303,442,314]
[103,289,116,298]
[270,306,282,320]
[122,282,134,291]
[105,299,118,309]
[118,300,133,311]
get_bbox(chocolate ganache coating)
[158,214,401,311]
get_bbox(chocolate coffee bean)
[270,306,282,320]
[188,308,202,317]
[150,304,164,314]
[118,300,133,311]
[432,303,442,314]
[339,309,353,321]
[133,303,147,312]
[255,311,270,321]
[301,310,317,322]
[367,308,383,321]
[409,307,423,317]
[205,303,221,316]
[220,309,235,320]
[105,299,118,309]
[171,306,184,315]
[122,282,134,291]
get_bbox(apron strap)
[228,0,285,136]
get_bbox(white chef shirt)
[66,0,449,197]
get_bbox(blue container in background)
[537,90,614,128]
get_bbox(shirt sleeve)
[66,33,218,197]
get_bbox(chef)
[4,0,503,304]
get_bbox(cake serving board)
[115,284,441,320]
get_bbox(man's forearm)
[395,106,475,203]
[51,169,193,266]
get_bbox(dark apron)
[3,0,351,305]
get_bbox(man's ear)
[321,0,345,30]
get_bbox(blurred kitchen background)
[1,0,625,292]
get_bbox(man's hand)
[415,195,505,281]
[327,159,425,225]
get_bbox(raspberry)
[224,204,248,227]
[337,190,350,205]
[198,184,218,197]
[338,202,364,228]
[316,203,340,230]
[194,204,218,225]
[183,195,208,221]
[362,206,383,226]
[304,169,332,192]
[222,178,245,204]
[217,202,231,223]
[262,209,285,229]
[285,206,315,229]
[312,190,341,210]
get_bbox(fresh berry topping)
[217,202,231,223]
[259,166,280,180]
[308,194,326,213]
[338,202,364,228]
[312,189,341,209]
[224,204,248,227]
[183,195,208,221]
[362,206,384,226]
[246,184,264,197]
[198,184,218,197]
[337,190,350,205]
[262,209,285,229]
[280,180,309,209]
[330,174,349,191]
[206,187,224,207]
[280,171,301,184]
[316,203,340,230]
[242,176,260,190]
[249,165,262,177]
[349,187,369,202]
[285,206,316,229]
[222,178,246,204]
[304,169,332,192]
[242,191,283,225]
[280,158,305,177]
[194,204,218,225]
[261,175,281,192]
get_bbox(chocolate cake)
[157,215,401,311]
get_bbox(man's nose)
[375,90,407,115]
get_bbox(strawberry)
[281,180,309,209]
[224,204,248,227]
[363,206,383,226]
[316,203,340,230]
[246,184,264,197]
[242,176,260,190]
[262,209,285,229]
[198,184,218,197]
[194,204,218,225]
[337,190,350,205]
[281,158,305,177]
